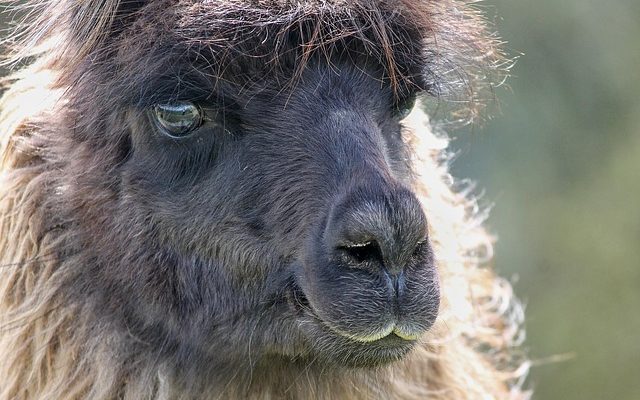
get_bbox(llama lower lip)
[320,320,420,343]
[314,324,416,367]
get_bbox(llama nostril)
[337,240,384,266]
[325,182,429,274]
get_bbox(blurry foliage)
[449,1,640,399]
[1,1,638,399]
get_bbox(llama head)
[4,0,504,374]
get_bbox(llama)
[0,1,528,398]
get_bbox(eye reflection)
[152,101,204,138]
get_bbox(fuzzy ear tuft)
[413,1,510,123]
[66,0,146,61]
[2,0,147,67]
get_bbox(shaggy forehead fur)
[6,0,505,112]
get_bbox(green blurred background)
[1,1,638,399]
[448,1,640,399]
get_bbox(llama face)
[59,2,440,371]
[112,60,439,368]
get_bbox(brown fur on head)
[0,1,528,399]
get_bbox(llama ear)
[13,0,148,65]
[416,1,508,121]
[64,0,148,57]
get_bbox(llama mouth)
[285,283,418,365]
[286,283,421,341]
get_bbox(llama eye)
[393,95,416,121]
[151,101,204,138]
